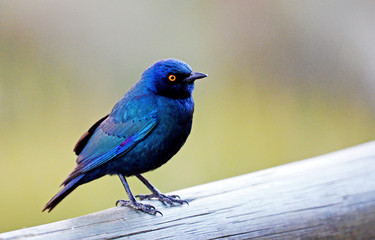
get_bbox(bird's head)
[141,59,207,99]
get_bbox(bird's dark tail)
[42,174,85,212]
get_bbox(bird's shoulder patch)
[101,110,159,138]
[110,94,158,122]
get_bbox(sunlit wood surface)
[1,141,375,239]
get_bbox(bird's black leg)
[116,174,162,215]
[135,174,188,206]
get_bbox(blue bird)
[43,58,207,215]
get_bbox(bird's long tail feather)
[42,174,85,212]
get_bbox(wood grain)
[1,141,375,239]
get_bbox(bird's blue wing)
[62,111,158,185]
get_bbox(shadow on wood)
[1,141,375,239]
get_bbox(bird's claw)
[135,193,188,206]
[116,199,162,215]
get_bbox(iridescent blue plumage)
[43,59,207,214]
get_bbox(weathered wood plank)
[1,141,375,239]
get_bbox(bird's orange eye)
[168,74,176,82]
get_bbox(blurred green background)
[1,1,375,232]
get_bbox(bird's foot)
[135,193,188,206]
[116,199,162,215]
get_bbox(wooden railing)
[1,141,375,239]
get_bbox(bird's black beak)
[184,72,207,83]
